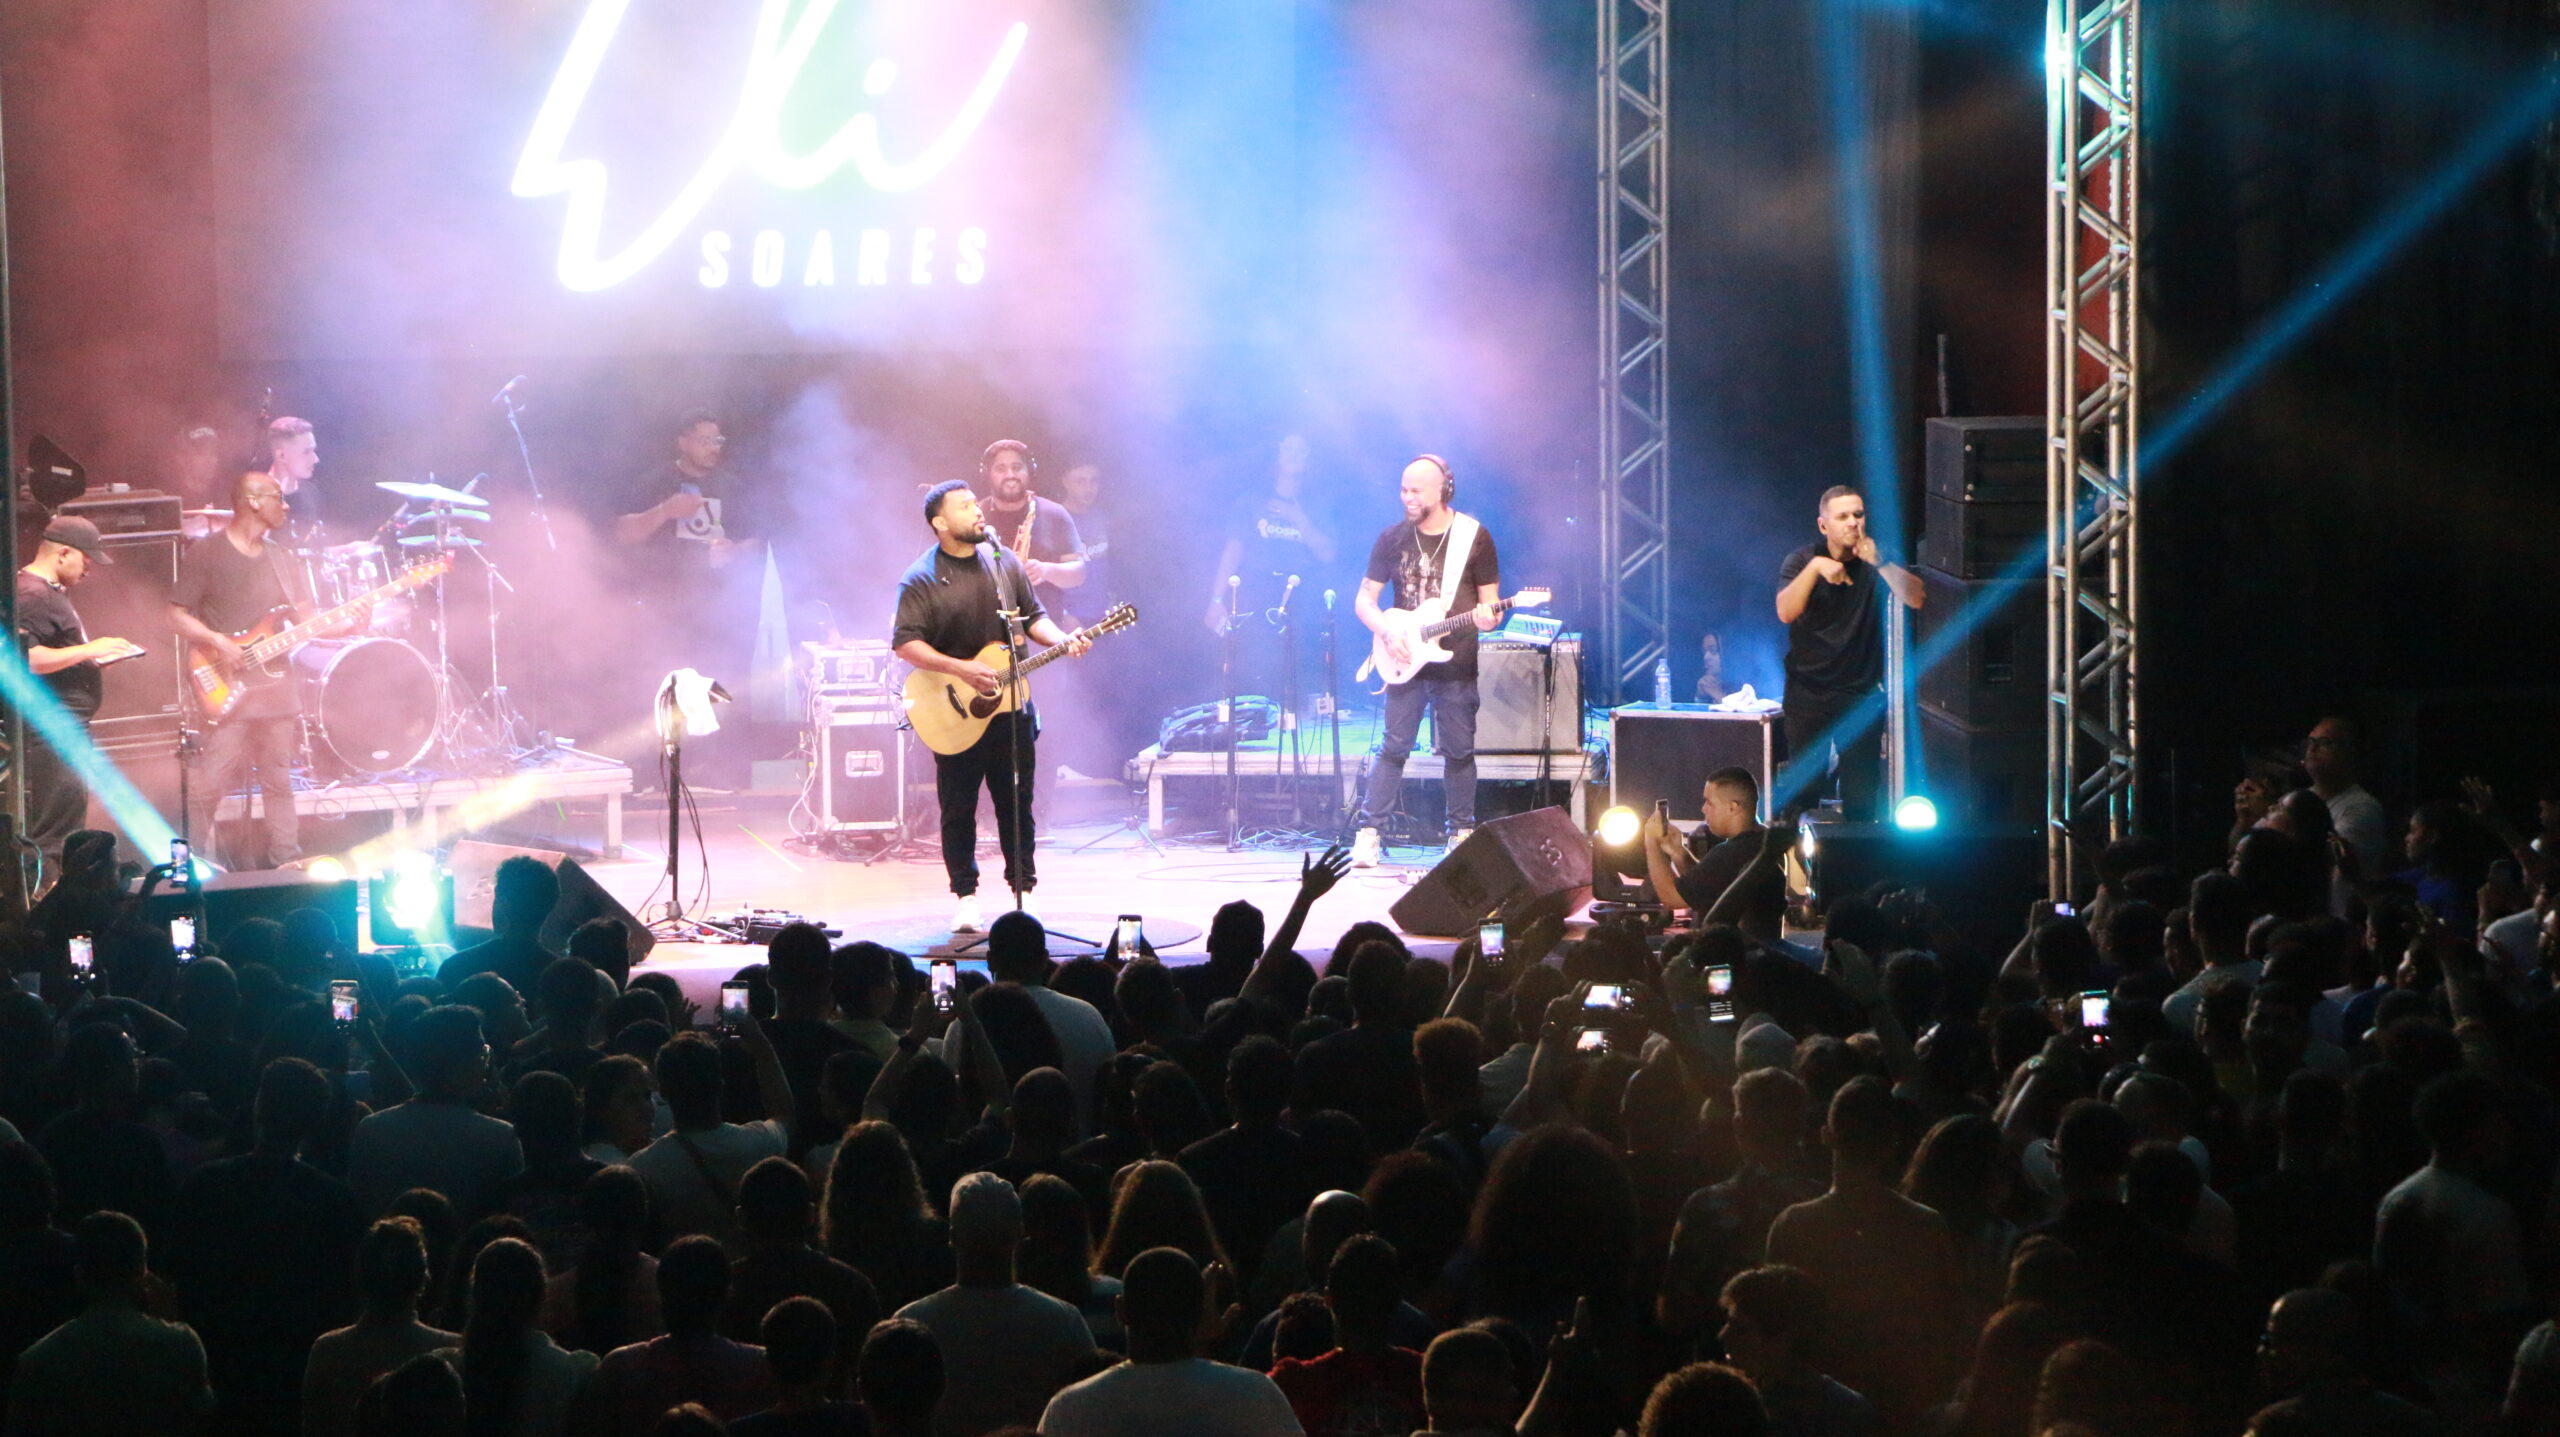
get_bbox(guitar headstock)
[1088,602,1139,636]
[1510,587,1553,610]
[404,555,456,583]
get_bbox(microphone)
[1276,574,1301,617]
[1227,574,1240,620]
[1324,588,1336,610]
[490,375,525,405]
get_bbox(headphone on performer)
[1415,453,1455,504]
[980,439,1038,477]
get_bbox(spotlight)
[305,856,349,884]
[1596,805,1642,849]
[1893,795,1940,832]
[368,851,455,949]
[1798,819,1820,863]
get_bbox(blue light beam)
[3,655,181,858]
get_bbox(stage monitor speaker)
[1800,818,2045,958]
[447,839,656,975]
[141,869,360,951]
[56,491,185,746]
[1389,805,1591,936]
[1608,704,1780,824]
[1924,416,2043,504]
[1477,636,1582,754]
[1913,565,2044,731]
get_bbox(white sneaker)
[1350,828,1383,868]
[951,894,984,933]
[1449,827,1475,850]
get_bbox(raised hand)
[1300,845,1352,900]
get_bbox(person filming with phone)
[1643,767,1786,943]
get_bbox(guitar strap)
[1434,513,1481,609]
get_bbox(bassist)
[1349,456,1500,867]
[892,480,1091,933]
[168,472,336,869]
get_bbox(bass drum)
[293,638,439,775]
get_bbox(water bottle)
[1653,657,1673,705]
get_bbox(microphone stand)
[1323,590,1345,838]
[997,603,1035,914]
[1274,578,1303,828]
[1221,577,1242,851]
[496,385,558,552]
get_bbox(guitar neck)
[1010,631,1084,679]
[238,569,436,667]
[1419,598,1509,641]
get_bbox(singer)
[1642,766,1785,942]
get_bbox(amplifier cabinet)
[1608,704,1780,824]
[1478,636,1583,754]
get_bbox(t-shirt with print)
[624,462,752,594]
[1362,519,1500,680]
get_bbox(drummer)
[260,416,326,545]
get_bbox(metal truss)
[2045,0,2143,892]
[1598,0,1671,704]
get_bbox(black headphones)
[1415,453,1455,504]
[980,440,1038,476]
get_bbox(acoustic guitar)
[1357,586,1552,689]
[903,602,1139,755]
[185,556,453,722]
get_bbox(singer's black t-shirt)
[1228,496,1322,614]
[890,542,1046,660]
[1675,824,1785,942]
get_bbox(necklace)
[1413,524,1449,570]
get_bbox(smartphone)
[2078,989,2112,1030]
[1575,1028,1612,1054]
[1115,914,1144,953]
[330,980,360,1027]
[1478,920,1506,962]
[68,934,94,977]
[718,981,751,1031]
[170,916,197,958]
[169,838,191,874]
[2052,900,2077,918]
[1584,983,1629,1013]
[929,959,958,1013]
[1705,963,1737,1023]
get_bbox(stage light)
[1596,805,1642,849]
[304,856,348,885]
[1798,819,1820,863]
[1893,794,1940,832]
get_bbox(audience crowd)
[5,714,2560,1436]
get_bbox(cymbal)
[376,480,490,508]
[396,534,485,549]
[398,507,491,524]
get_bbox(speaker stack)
[1913,419,2045,827]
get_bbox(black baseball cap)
[40,516,113,564]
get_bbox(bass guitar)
[1358,586,1552,689]
[185,556,453,722]
[903,602,1139,755]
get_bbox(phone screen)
[170,839,191,871]
[1585,983,1627,1012]
[930,961,958,1012]
[2052,901,2077,918]
[1575,1028,1611,1054]
[1115,915,1143,952]
[170,916,196,955]
[330,981,360,1026]
[1705,964,1736,1022]
[69,935,94,975]
[718,982,751,1029]
[1478,921,1506,959]
[2078,990,2112,1030]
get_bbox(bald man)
[1349,457,1500,867]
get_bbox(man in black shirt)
[892,480,1091,933]
[258,416,328,545]
[974,440,1086,625]
[615,408,759,577]
[170,472,326,870]
[1350,456,1499,866]
[1203,434,1333,635]
[1644,766,1786,943]
[13,517,144,868]
[1773,486,1923,822]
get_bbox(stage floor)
[539,794,1473,1006]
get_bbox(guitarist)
[893,480,1091,934]
[1348,456,1500,868]
[168,472,334,869]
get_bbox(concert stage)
[1124,711,1594,837]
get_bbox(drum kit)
[184,478,528,779]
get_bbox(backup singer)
[14,517,143,868]
[975,439,1086,624]
[1349,455,1500,867]
[893,480,1091,933]
[1774,485,1923,821]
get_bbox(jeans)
[1780,686,1881,822]
[190,712,302,869]
[935,708,1036,897]
[21,726,89,873]
[1358,670,1480,832]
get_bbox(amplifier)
[803,641,896,693]
[1478,635,1582,754]
[1609,703,1780,823]
[817,710,905,832]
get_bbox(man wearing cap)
[15,518,143,867]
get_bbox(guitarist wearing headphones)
[1348,456,1501,868]
[894,479,1092,933]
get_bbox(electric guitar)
[1358,586,1552,689]
[903,602,1140,755]
[184,556,453,722]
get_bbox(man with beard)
[14,517,145,869]
[974,440,1087,626]
[893,480,1091,933]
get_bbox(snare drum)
[293,638,439,775]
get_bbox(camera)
[930,959,959,1013]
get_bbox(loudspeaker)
[56,491,185,746]
[1913,565,2043,731]
[1608,704,1780,823]
[1924,416,2042,504]
[1918,704,2046,827]
[1388,805,1591,936]
[1918,494,2042,580]
[1477,636,1582,753]
[446,839,657,972]
[141,869,360,951]
[1799,818,2045,957]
